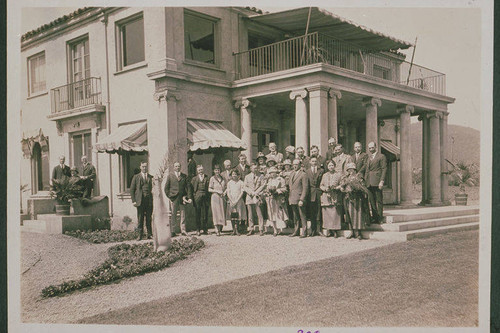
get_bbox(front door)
[252,130,277,160]
[71,132,92,171]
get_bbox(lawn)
[80,230,478,327]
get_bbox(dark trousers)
[290,204,307,235]
[82,180,93,198]
[308,198,322,232]
[194,197,209,232]
[368,186,384,222]
[137,195,153,236]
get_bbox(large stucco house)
[20,7,454,225]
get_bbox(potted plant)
[49,177,84,215]
[446,161,478,206]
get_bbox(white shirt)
[199,174,204,181]
[175,171,180,179]
[142,173,148,181]
[311,166,317,174]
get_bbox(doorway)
[71,131,92,170]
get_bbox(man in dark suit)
[164,162,192,236]
[80,155,96,198]
[364,142,387,224]
[296,146,310,170]
[288,159,309,238]
[309,145,326,169]
[187,151,197,180]
[305,156,325,237]
[130,161,153,240]
[51,155,71,181]
[235,153,250,180]
[351,142,368,177]
[191,164,210,236]
[333,144,351,175]
[325,137,337,162]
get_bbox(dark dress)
[341,173,370,230]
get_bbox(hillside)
[410,123,480,169]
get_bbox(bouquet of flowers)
[341,174,368,200]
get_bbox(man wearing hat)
[284,146,295,162]
[325,137,337,162]
[265,142,283,164]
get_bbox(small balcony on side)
[233,32,446,96]
[47,77,105,121]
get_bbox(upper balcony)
[47,77,105,121]
[233,32,446,96]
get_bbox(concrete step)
[359,222,479,241]
[366,214,479,232]
[384,205,479,223]
[21,220,47,233]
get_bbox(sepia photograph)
[8,1,493,332]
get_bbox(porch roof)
[380,140,400,160]
[95,121,148,153]
[188,119,247,152]
[248,7,413,51]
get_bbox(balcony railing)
[234,32,446,95]
[50,77,102,114]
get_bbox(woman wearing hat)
[340,162,371,240]
[264,166,288,236]
[256,152,267,169]
[319,160,343,237]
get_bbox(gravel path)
[21,231,401,323]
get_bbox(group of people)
[145,138,387,240]
[51,155,96,199]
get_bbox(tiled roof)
[21,7,96,42]
[243,7,269,15]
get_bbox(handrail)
[50,77,102,113]
[233,32,446,95]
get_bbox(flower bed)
[41,237,205,298]
[64,229,140,244]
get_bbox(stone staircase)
[22,214,92,234]
[358,205,480,241]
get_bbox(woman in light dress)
[226,169,247,236]
[264,166,288,236]
[319,160,343,237]
[209,164,226,236]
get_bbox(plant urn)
[455,192,468,206]
[55,202,70,215]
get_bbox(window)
[120,152,148,192]
[117,14,145,69]
[68,37,91,104]
[71,132,92,170]
[184,11,217,64]
[373,65,390,80]
[27,52,46,95]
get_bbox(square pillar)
[151,89,181,177]
[308,85,329,156]
[290,89,309,155]
[397,105,414,205]
[362,97,382,150]
[235,99,253,161]
[328,89,341,141]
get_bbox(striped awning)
[380,140,400,160]
[188,119,247,152]
[95,122,147,153]
[249,7,413,51]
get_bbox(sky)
[21,5,483,130]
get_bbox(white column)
[440,112,450,204]
[91,127,99,195]
[328,89,341,141]
[235,99,253,161]
[428,112,442,205]
[290,89,309,155]
[308,85,329,155]
[362,97,382,149]
[397,104,414,205]
[418,114,429,205]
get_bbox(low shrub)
[64,229,140,244]
[41,237,205,298]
